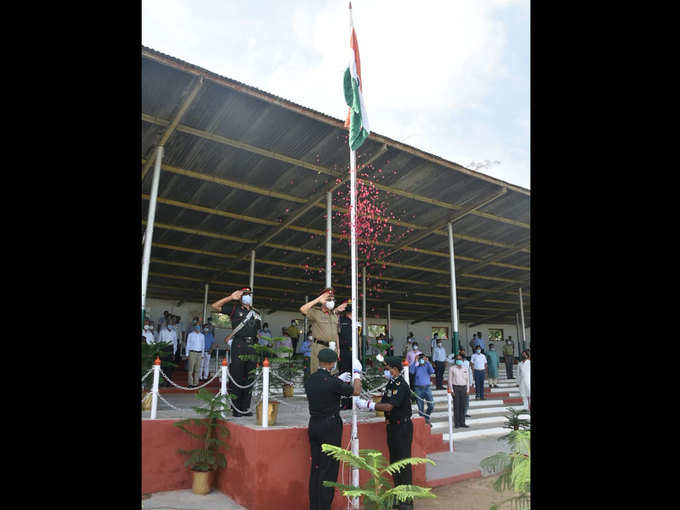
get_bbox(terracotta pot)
[372,395,384,417]
[283,384,295,398]
[191,469,214,495]
[256,400,280,425]
[142,392,152,410]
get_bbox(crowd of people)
[143,288,530,510]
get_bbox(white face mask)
[326,300,335,310]
[241,294,252,306]
[308,335,313,341]
[144,325,150,331]
[384,369,391,379]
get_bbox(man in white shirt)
[432,339,447,390]
[470,347,488,400]
[406,342,421,366]
[159,319,178,382]
[185,324,205,388]
[142,320,156,345]
[430,333,438,356]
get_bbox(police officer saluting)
[211,287,262,418]
[355,356,415,510]
[305,348,362,510]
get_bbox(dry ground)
[417,474,525,510]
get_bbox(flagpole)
[350,146,360,505]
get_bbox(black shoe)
[461,424,470,428]
[454,425,460,428]
[465,414,471,418]
[243,412,254,417]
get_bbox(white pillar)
[387,303,391,341]
[249,250,255,292]
[262,359,270,428]
[150,356,161,420]
[220,359,228,419]
[326,191,332,288]
[447,388,454,452]
[202,283,209,324]
[519,288,527,351]
[402,360,410,387]
[448,222,460,355]
[304,295,308,340]
[141,145,164,315]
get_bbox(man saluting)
[211,287,262,418]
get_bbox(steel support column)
[448,222,460,355]
[141,145,164,318]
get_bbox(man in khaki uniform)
[300,288,348,374]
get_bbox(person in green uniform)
[486,343,500,389]
[502,337,515,379]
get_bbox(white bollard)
[150,356,161,420]
[447,387,454,452]
[402,360,410,387]
[262,358,270,428]
[220,359,228,418]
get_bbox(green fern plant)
[503,407,530,431]
[174,389,233,472]
[480,429,530,510]
[321,444,436,509]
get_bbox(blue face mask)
[455,360,463,366]
[194,326,200,332]
[476,349,481,354]
[242,294,253,306]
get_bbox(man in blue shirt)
[476,331,486,353]
[301,333,313,385]
[409,353,435,426]
[200,324,215,382]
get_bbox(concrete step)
[431,414,530,431]
[442,427,509,441]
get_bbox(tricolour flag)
[343,3,370,151]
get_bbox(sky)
[142,0,530,189]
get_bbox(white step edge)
[442,427,509,441]
[431,414,529,430]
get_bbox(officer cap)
[384,356,403,369]
[318,348,338,362]
[240,287,252,294]
[320,287,334,296]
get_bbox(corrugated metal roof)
[141,46,530,326]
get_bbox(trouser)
[160,344,175,382]
[303,356,311,385]
[453,385,467,426]
[187,351,202,386]
[522,396,530,411]
[387,420,413,504]
[434,361,446,388]
[308,414,343,510]
[505,355,514,378]
[474,369,486,399]
[228,338,256,416]
[311,341,336,375]
[414,385,434,419]
[338,346,352,374]
[488,376,497,387]
[292,336,298,354]
[200,352,211,379]
[464,392,470,416]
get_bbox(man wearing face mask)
[409,353,435,425]
[470,346,488,400]
[185,323,205,388]
[300,288,347,375]
[200,324,215,382]
[432,338,447,390]
[406,341,421,366]
[159,318,178,382]
[502,336,515,379]
[212,287,262,417]
[305,348,362,510]
[448,354,471,428]
[142,320,156,345]
[355,356,415,510]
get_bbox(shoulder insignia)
[395,381,400,386]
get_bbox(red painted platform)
[142,416,442,510]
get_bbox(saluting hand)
[230,289,244,301]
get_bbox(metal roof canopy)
[141,46,530,327]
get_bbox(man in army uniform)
[355,356,415,510]
[300,288,348,374]
[305,348,362,510]
[211,287,262,417]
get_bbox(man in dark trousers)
[211,287,262,417]
[355,356,415,510]
[304,348,362,510]
[337,300,355,410]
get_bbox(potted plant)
[321,444,436,509]
[480,429,531,509]
[173,389,232,495]
[502,407,530,431]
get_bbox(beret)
[318,348,338,362]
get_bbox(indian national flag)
[343,4,370,151]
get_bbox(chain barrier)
[224,366,261,389]
[158,368,220,391]
[269,371,296,386]
[141,368,154,382]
